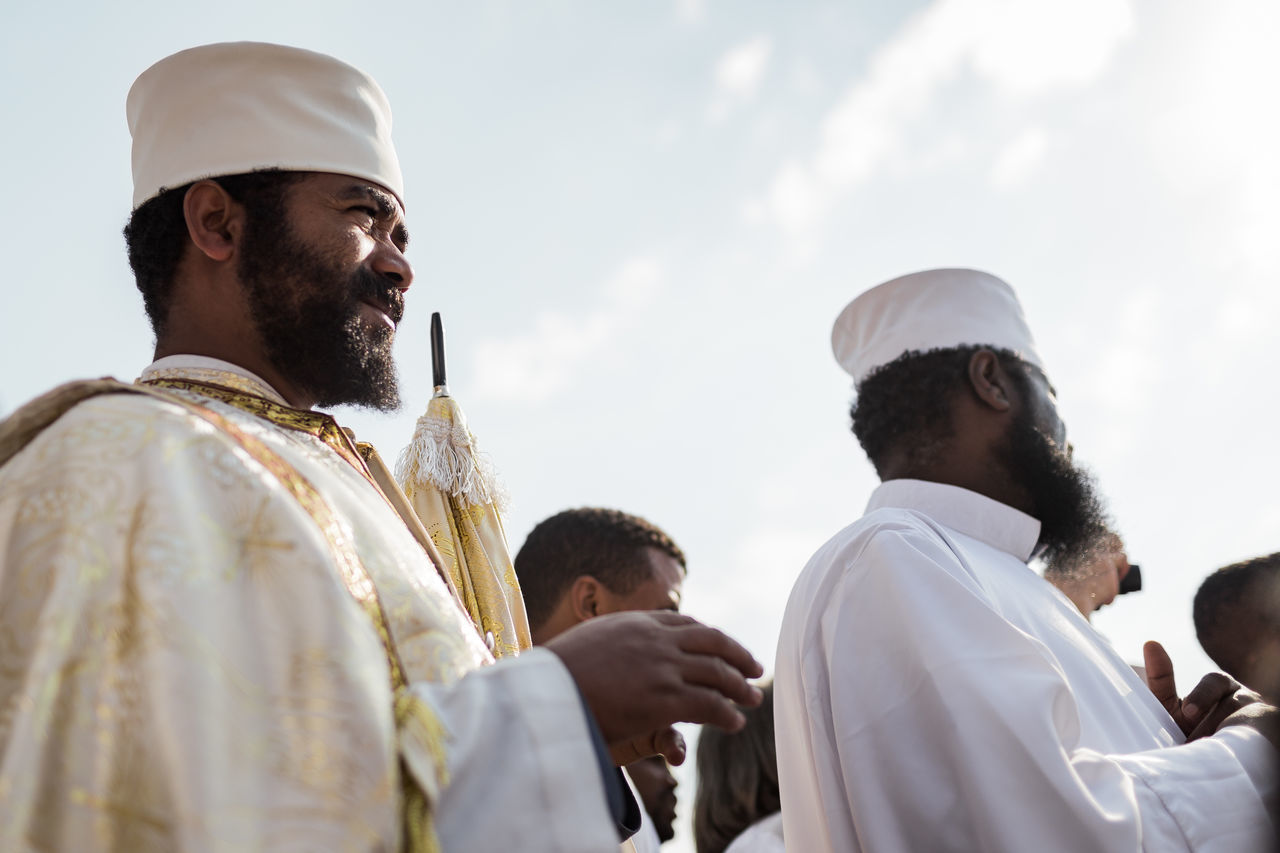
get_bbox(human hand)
[1217,702,1280,751]
[610,726,686,767]
[1144,640,1262,739]
[546,611,763,756]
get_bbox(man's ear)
[569,575,603,621]
[182,180,243,263]
[967,349,1015,413]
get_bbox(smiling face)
[236,172,413,410]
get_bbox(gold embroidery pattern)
[0,390,400,848]
[141,366,287,404]
[130,382,409,691]
[141,378,369,473]
[0,380,475,850]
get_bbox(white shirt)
[724,812,784,853]
[775,479,1277,852]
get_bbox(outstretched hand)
[546,611,763,762]
[1143,640,1261,739]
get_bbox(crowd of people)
[0,41,1276,852]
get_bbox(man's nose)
[373,243,413,291]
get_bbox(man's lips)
[359,296,397,329]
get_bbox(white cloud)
[970,0,1134,95]
[708,35,774,122]
[750,0,1133,240]
[471,257,665,403]
[1149,0,1280,277]
[990,126,1048,189]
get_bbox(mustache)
[351,267,406,324]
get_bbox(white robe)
[0,357,619,851]
[724,812,784,853]
[775,479,1277,852]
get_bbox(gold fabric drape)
[396,394,532,658]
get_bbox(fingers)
[610,728,689,767]
[654,727,687,766]
[681,654,764,707]
[1143,640,1179,715]
[672,684,749,732]
[675,624,764,680]
[610,739,647,767]
[1181,673,1244,727]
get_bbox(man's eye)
[350,206,378,219]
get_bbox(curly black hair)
[850,345,1029,476]
[514,507,687,631]
[122,170,303,337]
[1193,552,1280,679]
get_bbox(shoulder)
[779,507,969,641]
[804,507,956,583]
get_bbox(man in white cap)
[774,269,1278,851]
[0,43,762,851]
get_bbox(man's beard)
[996,408,1111,568]
[237,217,404,411]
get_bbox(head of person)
[693,681,778,853]
[1194,552,1280,703]
[513,507,686,644]
[833,268,1110,567]
[628,755,679,843]
[1043,531,1133,620]
[123,42,412,411]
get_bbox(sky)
[2,1,1278,849]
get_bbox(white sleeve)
[816,529,1275,853]
[402,647,620,853]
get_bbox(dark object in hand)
[1118,564,1142,595]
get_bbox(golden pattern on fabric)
[399,486,528,652]
[141,365,288,403]
[395,394,532,659]
[0,375,495,848]
[142,377,371,473]
[138,379,410,690]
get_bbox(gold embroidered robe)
[0,357,617,851]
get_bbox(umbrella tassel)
[395,405,509,512]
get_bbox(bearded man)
[774,269,1278,851]
[0,43,763,851]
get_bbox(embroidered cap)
[127,42,404,209]
[832,268,1045,384]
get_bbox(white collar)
[866,479,1041,562]
[138,355,291,407]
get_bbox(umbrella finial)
[430,311,449,397]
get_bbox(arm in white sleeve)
[816,528,1274,852]
[401,647,626,852]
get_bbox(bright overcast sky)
[2,1,1277,849]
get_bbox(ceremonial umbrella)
[395,313,532,658]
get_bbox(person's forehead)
[641,547,685,587]
[299,172,405,212]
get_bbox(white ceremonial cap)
[127,42,404,209]
[831,268,1045,384]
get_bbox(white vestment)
[0,357,619,851]
[775,479,1277,852]
[724,812,784,853]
